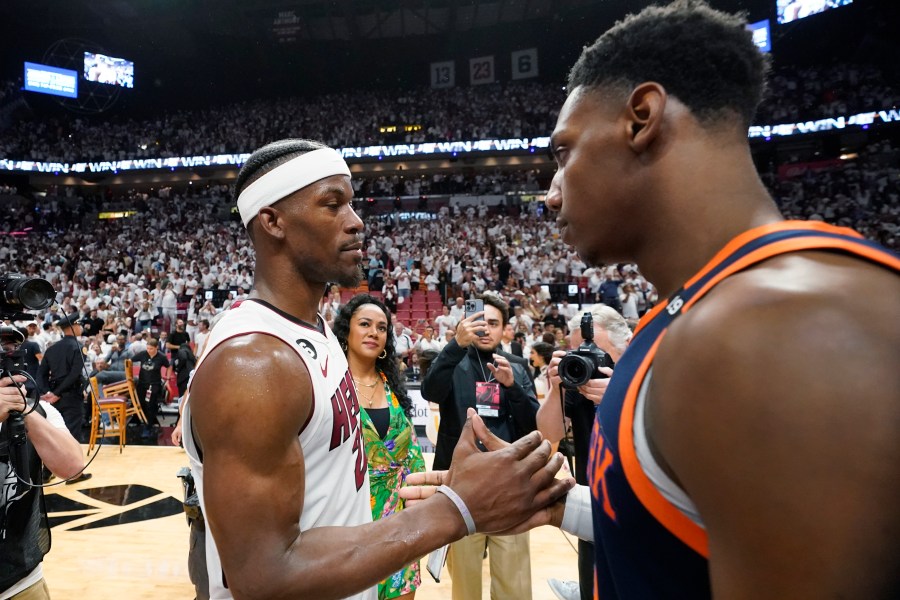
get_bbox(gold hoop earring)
[379,349,387,359]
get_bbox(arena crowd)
[0,62,896,164]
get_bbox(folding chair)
[87,377,128,455]
[102,358,147,424]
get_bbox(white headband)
[236,148,351,227]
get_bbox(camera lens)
[18,278,56,310]
[0,275,56,310]
[558,354,593,388]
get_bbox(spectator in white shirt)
[396,268,412,299]
[414,326,443,356]
[433,305,458,338]
[392,321,414,365]
[448,297,466,321]
[193,319,211,358]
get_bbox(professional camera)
[558,312,608,388]
[0,274,49,473]
[0,326,27,376]
[0,273,55,321]
[0,326,28,465]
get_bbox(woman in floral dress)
[333,294,426,600]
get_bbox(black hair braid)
[333,294,414,419]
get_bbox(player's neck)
[250,275,324,324]
[637,152,783,297]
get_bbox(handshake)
[400,408,575,536]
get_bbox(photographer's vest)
[587,221,900,599]
[183,299,374,600]
[0,403,51,592]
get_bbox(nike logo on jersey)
[295,338,329,376]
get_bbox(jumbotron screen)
[83,52,134,88]
[746,19,771,52]
[23,62,78,98]
[777,0,853,24]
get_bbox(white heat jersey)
[183,298,374,600]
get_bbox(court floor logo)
[45,484,183,531]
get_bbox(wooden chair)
[102,358,147,424]
[87,377,128,455]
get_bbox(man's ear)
[625,82,667,154]
[255,207,286,240]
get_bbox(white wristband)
[436,485,476,535]
[560,484,594,542]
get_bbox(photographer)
[536,305,629,600]
[421,293,539,600]
[1,374,84,599]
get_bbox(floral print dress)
[361,373,427,599]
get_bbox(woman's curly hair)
[332,293,413,419]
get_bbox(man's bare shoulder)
[189,333,313,434]
[664,250,898,367]
[653,249,898,412]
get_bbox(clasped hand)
[401,408,574,534]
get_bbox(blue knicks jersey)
[587,221,900,599]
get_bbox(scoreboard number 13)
[430,60,455,89]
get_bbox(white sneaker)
[547,578,580,600]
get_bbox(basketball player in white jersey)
[183,138,573,600]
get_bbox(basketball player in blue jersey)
[404,1,900,598]
[541,1,899,597]
[182,138,573,600]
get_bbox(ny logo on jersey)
[589,420,618,522]
[329,371,367,491]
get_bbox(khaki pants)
[11,578,51,600]
[447,532,532,600]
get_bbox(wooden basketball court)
[42,444,580,599]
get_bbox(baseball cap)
[56,312,84,328]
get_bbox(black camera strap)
[556,381,576,477]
